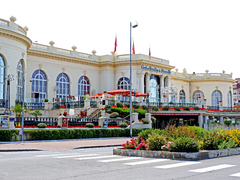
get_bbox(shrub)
[218,138,237,149]
[86,123,94,128]
[163,106,169,111]
[125,103,130,108]
[174,106,180,111]
[44,98,49,102]
[161,142,173,151]
[0,130,18,141]
[152,105,159,111]
[183,106,190,111]
[138,129,162,143]
[147,133,167,151]
[224,120,231,126]
[135,138,149,150]
[151,116,156,128]
[109,112,119,118]
[37,123,47,128]
[116,102,124,108]
[142,105,148,110]
[142,118,149,124]
[105,105,112,111]
[202,131,223,150]
[119,122,128,128]
[135,104,140,108]
[164,125,198,140]
[171,137,199,152]
[193,106,200,110]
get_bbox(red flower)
[85,92,89,95]
[60,106,65,109]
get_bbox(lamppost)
[130,21,138,138]
[21,74,25,141]
[147,90,150,113]
[4,74,14,115]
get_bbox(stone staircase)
[88,108,101,119]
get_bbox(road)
[0,147,240,180]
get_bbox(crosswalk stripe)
[189,164,236,173]
[230,172,240,177]
[154,161,201,169]
[124,159,169,165]
[76,155,118,160]
[99,157,142,162]
[36,154,70,157]
[54,154,98,158]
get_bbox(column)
[137,71,145,93]
[146,73,150,93]
[198,114,203,128]
[160,75,165,102]
[167,76,171,87]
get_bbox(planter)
[113,147,240,160]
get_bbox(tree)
[12,104,22,117]
[31,110,43,119]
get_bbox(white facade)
[0,17,235,109]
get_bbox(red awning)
[107,89,131,96]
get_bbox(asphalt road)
[0,147,240,180]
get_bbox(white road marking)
[189,164,236,173]
[76,155,119,160]
[154,161,201,169]
[99,157,142,162]
[230,172,240,177]
[124,159,169,165]
[36,154,71,157]
[53,154,98,158]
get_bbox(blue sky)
[2,0,240,78]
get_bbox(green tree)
[12,104,22,117]
[31,110,43,119]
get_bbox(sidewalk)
[0,137,131,151]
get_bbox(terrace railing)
[53,101,84,109]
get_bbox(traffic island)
[113,147,240,160]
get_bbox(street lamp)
[4,74,14,115]
[21,74,25,141]
[130,21,138,138]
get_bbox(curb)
[113,147,240,160]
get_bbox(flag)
[149,46,151,57]
[132,40,135,54]
[114,35,117,53]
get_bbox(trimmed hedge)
[0,130,18,141]
[24,128,144,141]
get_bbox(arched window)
[0,55,5,99]
[179,90,185,103]
[117,77,130,90]
[56,73,69,100]
[150,75,160,102]
[16,60,24,102]
[228,91,232,108]
[193,90,204,104]
[31,70,47,102]
[78,76,90,98]
[211,90,222,107]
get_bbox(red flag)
[132,40,135,54]
[149,47,151,57]
[114,35,117,53]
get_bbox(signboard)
[62,118,68,128]
[152,113,200,116]
[141,65,171,74]
[103,119,108,127]
[0,116,9,128]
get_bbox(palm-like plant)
[31,110,43,119]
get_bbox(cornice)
[0,27,32,49]
[27,49,100,67]
[171,75,235,83]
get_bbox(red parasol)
[107,89,131,96]
[90,93,112,98]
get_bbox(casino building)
[0,16,237,127]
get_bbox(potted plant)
[31,110,43,120]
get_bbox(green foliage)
[202,131,223,150]
[137,129,162,143]
[31,110,43,118]
[86,123,94,128]
[193,106,200,110]
[12,104,22,117]
[224,120,231,126]
[174,106,180,111]
[0,130,18,141]
[105,105,112,111]
[109,112,119,118]
[151,116,156,129]
[147,133,167,151]
[125,103,130,108]
[152,105,159,111]
[25,128,144,140]
[142,118,149,124]
[142,105,148,110]
[218,138,237,149]
[171,137,199,152]
[44,99,49,102]
[163,106,169,111]
[119,122,128,128]
[37,123,47,128]
[116,102,124,108]
[164,125,198,140]
[186,126,208,138]
[183,106,190,111]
